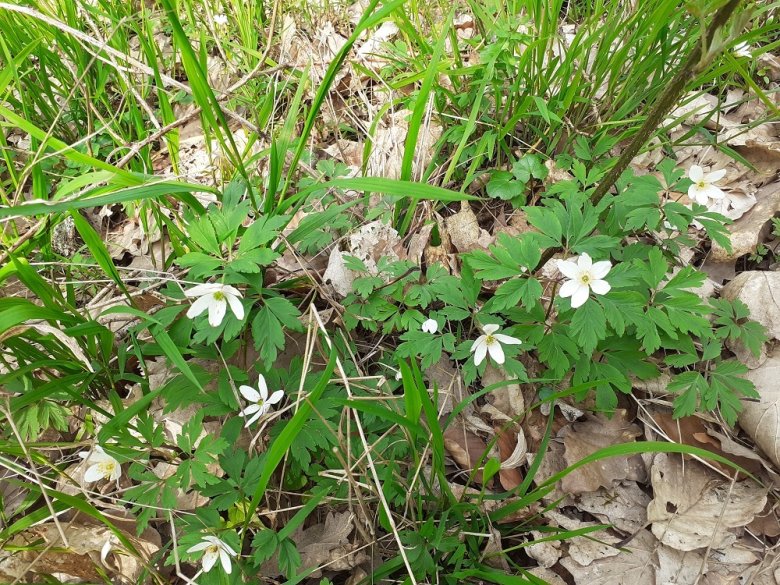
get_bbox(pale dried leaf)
[560,528,656,585]
[446,202,493,253]
[525,530,561,568]
[738,347,780,468]
[293,512,367,577]
[576,482,650,533]
[561,410,646,495]
[647,453,767,551]
[710,184,780,262]
[483,364,525,420]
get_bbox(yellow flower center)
[697,180,706,189]
[213,291,225,301]
[485,334,496,345]
[579,273,591,285]
[98,460,116,478]
[256,398,265,408]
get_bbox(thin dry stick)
[310,305,419,585]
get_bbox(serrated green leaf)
[569,301,606,354]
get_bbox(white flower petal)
[257,375,268,400]
[557,259,580,280]
[688,165,703,183]
[219,540,237,556]
[83,464,105,483]
[226,293,245,321]
[689,185,710,205]
[706,169,727,184]
[245,410,263,427]
[590,260,611,279]
[481,324,499,335]
[267,390,284,405]
[186,294,213,319]
[570,284,590,308]
[202,549,219,572]
[473,338,488,366]
[421,318,438,334]
[487,341,505,365]
[207,298,227,327]
[239,385,261,402]
[558,279,580,299]
[187,542,211,553]
[241,404,261,416]
[577,253,592,271]
[703,184,726,200]
[184,283,222,298]
[221,285,242,298]
[493,333,522,345]
[219,549,232,574]
[590,279,611,295]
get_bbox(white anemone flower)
[78,446,121,484]
[471,324,522,366]
[557,253,612,309]
[185,283,244,327]
[239,374,284,427]
[187,535,236,574]
[688,165,727,205]
[421,318,438,334]
[733,41,752,58]
[213,13,228,26]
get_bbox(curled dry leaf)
[495,426,524,491]
[560,410,647,495]
[738,347,780,469]
[525,530,561,568]
[443,419,488,484]
[646,453,767,551]
[710,184,780,262]
[482,364,525,421]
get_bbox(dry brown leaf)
[367,109,441,180]
[649,409,763,476]
[293,512,368,577]
[443,419,488,483]
[482,364,525,421]
[561,410,646,495]
[721,270,780,367]
[323,220,404,298]
[0,522,159,584]
[747,500,780,538]
[525,530,561,568]
[656,545,707,585]
[445,202,494,253]
[646,453,767,551]
[424,355,469,417]
[495,427,523,491]
[559,527,657,585]
[710,184,780,262]
[576,482,650,534]
[738,347,780,468]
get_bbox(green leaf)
[486,171,523,200]
[568,301,606,354]
[512,154,548,183]
[240,215,289,252]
